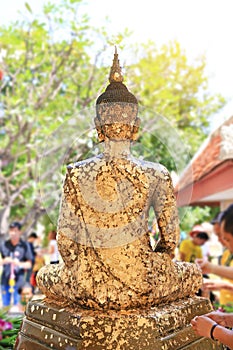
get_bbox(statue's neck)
[103,139,131,159]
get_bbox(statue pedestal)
[15,296,223,350]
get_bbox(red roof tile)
[175,116,233,193]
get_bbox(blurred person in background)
[30,246,46,292]
[196,204,233,304]
[0,222,33,307]
[17,282,33,312]
[47,230,60,264]
[211,212,225,247]
[179,225,214,300]
[179,226,209,262]
[26,232,38,285]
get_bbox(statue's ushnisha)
[37,48,202,310]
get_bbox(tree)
[0,1,225,236]
[127,41,225,160]
[0,0,127,235]
[126,42,225,229]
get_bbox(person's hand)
[204,311,227,327]
[195,258,212,274]
[203,279,230,291]
[191,315,216,338]
[3,257,14,264]
[12,258,20,267]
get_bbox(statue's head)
[95,47,140,142]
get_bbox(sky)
[0,0,233,130]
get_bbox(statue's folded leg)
[174,261,203,299]
[36,263,69,300]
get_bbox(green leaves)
[25,2,32,13]
[128,41,225,157]
[0,311,22,349]
[0,0,225,233]
[0,0,129,232]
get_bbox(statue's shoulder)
[67,154,104,170]
[132,157,170,178]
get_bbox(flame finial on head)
[96,47,138,105]
[109,46,124,83]
[95,47,140,141]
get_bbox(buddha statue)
[37,48,202,310]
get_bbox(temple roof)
[175,115,233,207]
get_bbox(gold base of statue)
[15,296,223,350]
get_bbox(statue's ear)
[94,117,105,142]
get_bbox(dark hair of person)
[9,221,22,230]
[196,232,209,241]
[28,232,38,239]
[18,282,33,295]
[211,212,223,224]
[221,204,233,235]
[48,230,57,240]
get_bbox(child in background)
[30,247,46,292]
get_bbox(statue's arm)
[152,168,180,256]
[57,168,78,261]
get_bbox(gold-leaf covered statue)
[37,48,202,310]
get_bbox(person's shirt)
[220,249,233,305]
[201,241,210,260]
[49,239,60,263]
[33,255,45,272]
[28,242,36,266]
[0,239,33,288]
[179,239,203,262]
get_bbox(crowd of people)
[0,223,60,312]
[150,202,233,349]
